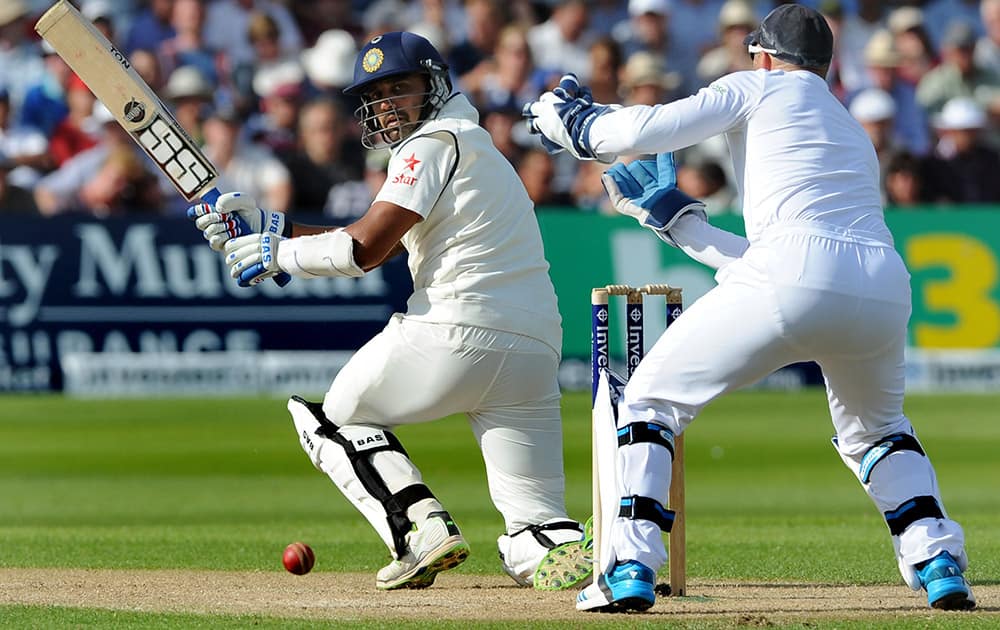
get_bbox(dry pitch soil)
[1,569,996,624]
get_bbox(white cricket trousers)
[615,223,966,573]
[322,314,568,531]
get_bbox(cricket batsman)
[189,32,590,591]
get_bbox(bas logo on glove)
[225,232,284,288]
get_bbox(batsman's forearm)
[670,215,749,270]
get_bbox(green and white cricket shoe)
[376,511,470,590]
[534,516,594,591]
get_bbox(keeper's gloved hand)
[602,153,707,245]
[224,233,283,288]
[523,74,619,163]
[187,192,289,252]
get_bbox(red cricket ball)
[282,542,315,575]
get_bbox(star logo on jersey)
[392,153,421,186]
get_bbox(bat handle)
[200,188,292,287]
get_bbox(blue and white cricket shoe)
[917,551,976,610]
[576,560,656,612]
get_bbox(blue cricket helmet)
[344,31,450,96]
[343,31,453,148]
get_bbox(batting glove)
[224,233,283,288]
[523,74,619,163]
[187,192,290,252]
[602,153,707,245]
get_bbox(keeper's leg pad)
[288,396,441,559]
[833,433,966,590]
[594,370,674,573]
[497,518,585,587]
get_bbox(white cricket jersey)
[374,94,562,353]
[591,69,892,245]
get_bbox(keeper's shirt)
[374,94,563,354]
[590,69,894,247]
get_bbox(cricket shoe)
[534,516,594,590]
[917,551,976,610]
[534,539,593,590]
[576,560,656,612]
[376,511,470,590]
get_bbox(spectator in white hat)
[850,29,931,156]
[849,87,907,204]
[619,51,681,106]
[924,97,1000,202]
[301,29,357,95]
[164,65,215,142]
[248,59,305,153]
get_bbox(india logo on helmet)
[362,48,384,73]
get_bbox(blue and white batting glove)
[224,233,283,288]
[602,153,707,245]
[187,192,289,252]
[523,74,619,163]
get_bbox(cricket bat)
[35,0,290,286]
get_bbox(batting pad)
[593,368,626,573]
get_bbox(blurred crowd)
[3,0,1000,219]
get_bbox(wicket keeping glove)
[523,74,619,163]
[187,192,290,252]
[224,233,283,288]
[602,153,707,246]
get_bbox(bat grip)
[200,188,292,287]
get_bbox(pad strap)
[300,398,435,558]
[859,433,925,484]
[509,519,585,550]
[618,495,675,532]
[885,495,944,536]
[617,422,675,459]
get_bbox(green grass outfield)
[1,390,998,627]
